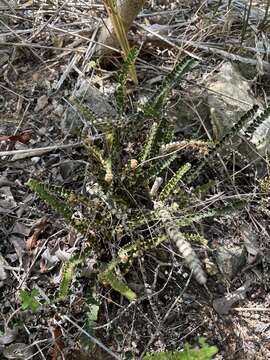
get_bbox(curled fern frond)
[159,163,191,202]
[156,203,207,285]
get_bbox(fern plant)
[143,337,218,360]
[20,289,41,313]
[57,256,81,300]
[27,52,262,300]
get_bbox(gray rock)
[205,62,270,175]
[206,62,257,139]
[34,95,49,112]
[167,86,209,137]
[62,80,116,133]
[215,245,246,280]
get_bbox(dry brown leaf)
[0,130,32,144]
[25,217,47,252]
[49,323,65,360]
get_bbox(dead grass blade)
[103,0,139,83]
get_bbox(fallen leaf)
[0,328,17,345]
[25,217,47,252]
[213,280,252,315]
[49,322,65,360]
[0,130,32,144]
[0,186,16,209]
[40,248,59,272]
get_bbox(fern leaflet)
[159,163,191,202]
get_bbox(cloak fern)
[58,257,81,300]
[143,337,218,360]
[159,163,191,202]
[116,47,138,116]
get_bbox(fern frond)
[139,117,172,166]
[146,57,197,114]
[104,159,113,184]
[193,180,216,195]
[244,103,270,139]
[175,200,246,227]
[58,257,81,300]
[27,179,73,220]
[27,179,98,243]
[185,105,259,184]
[144,153,177,180]
[127,210,161,230]
[141,102,161,119]
[69,97,98,125]
[108,126,123,177]
[143,337,218,360]
[128,200,245,234]
[98,269,137,301]
[118,234,167,273]
[81,288,100,350]
[116,47,138,116]
[98,235,167,298]
[260,176,270,192]
[161,139,210,156]
[163,126,174,145]
[159,163,191,202]
[210,107,223,140]
[83,140,105,166]
[153,119,175,158]
[184,233,208,246]
[139,122,158,163]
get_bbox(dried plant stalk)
[102,0,140,83]
[97,1,144,63]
